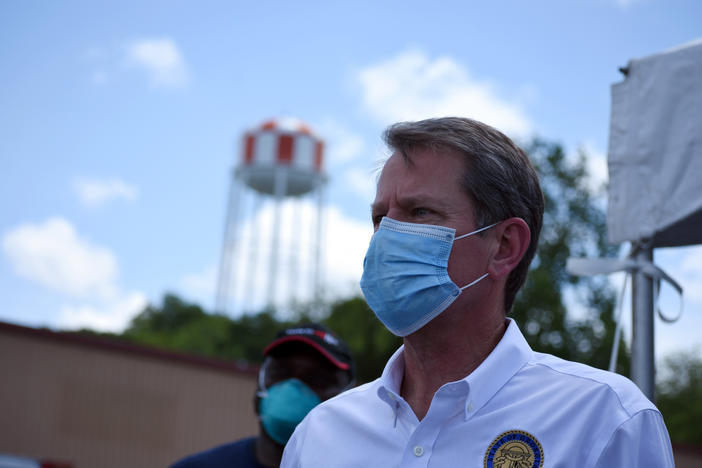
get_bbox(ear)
[487,217,531,280]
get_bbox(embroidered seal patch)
[483,430,543,468]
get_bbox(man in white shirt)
[281,117,674,467]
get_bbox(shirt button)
[413,446,424,457]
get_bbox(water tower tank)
[238,118,325,196]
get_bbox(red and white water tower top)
[237,117,325,196]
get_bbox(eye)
[412,207,432,217]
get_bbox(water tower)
[215,117,327,315]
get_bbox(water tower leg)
[313,181,325,311]
[288,196,301,306]
[268,167,288,311]
[215,173,241,314]
[242,192,261,313]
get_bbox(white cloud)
[344,166,378,202]
[323,205,373,297]
[315,120,365,165]
[73,177,138,208]
[3,217,118,300]
[613,0,645,9]
[179,264,217,303]
[679,246,702,302]
[313,118,382,202]
[3,217,148,332]
[584,145,609,191]
[58,291,147,332]
[570,142,608,195]
[125,38,188,88]
[215,197,372,315]
[357,50,533,137]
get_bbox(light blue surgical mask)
[258,378,321,445]
[360,217,498,337]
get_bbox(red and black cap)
[263,323,354,379]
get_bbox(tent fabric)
[607,38,702,247]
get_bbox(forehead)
[375,147,468,204]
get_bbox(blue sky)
[1,0,701,362]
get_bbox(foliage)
[656,352,702,444]
[118,293,395,383]
[511,140,629,373]
[324,296,402,383]
[122,294,297,364]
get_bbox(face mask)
[360,217,498,337]
[258,378,321,445]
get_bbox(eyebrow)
[370,194,452,215]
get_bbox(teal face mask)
[258,378,321,445]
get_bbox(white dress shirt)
[281,319,673,467]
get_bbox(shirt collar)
[463,318,533,418]
[376,318,533,421]
[377,345,405,399]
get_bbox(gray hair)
[383,117,544,313]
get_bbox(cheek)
[447,242,487,284]
[448,249,465,288]
[446,247,464,282]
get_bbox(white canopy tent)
[608,38,702,248]
[568,38,702,400]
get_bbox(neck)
[254,432,284,468]
[400,298,507,420]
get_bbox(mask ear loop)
[454,221,500,291]
[458,273,490,290]
[454,221,500,241]
[257,357,271,398]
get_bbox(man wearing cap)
[171,323,354,468]
[281,117,673,467]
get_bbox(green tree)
[324,296,402,383]
[657,351,702,444]
[226,308,294,363]
[511,140,629,372]
[123,294,242,360]
[121,294,303,365]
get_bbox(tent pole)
[631,241,655,401]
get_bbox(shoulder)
[512,354,671,465]
[525,352,656,416]
[170,437,257,468]
[309,379,384,419]
[289,378,387,442]
[282,379,393,467]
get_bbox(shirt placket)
[398,384,466,467]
